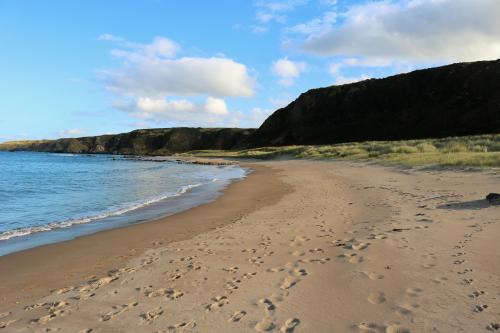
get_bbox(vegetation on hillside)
[0,140,51,150]
[179,134,500,168]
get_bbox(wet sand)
[1,160,499,333]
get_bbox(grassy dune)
[180,134,500,168]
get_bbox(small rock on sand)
[486,193,500,205]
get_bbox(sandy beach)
[1,160,499,333]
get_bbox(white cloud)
[100,35,256,126]
[289,11,337,34]
[272,57,307,86]
[254,0,309,23]
[101,36,255,98]
[98,33,124,42]
[104,56,254,98]
[303,0,500,63]
[114,96,229,126]
[59,128,85,137]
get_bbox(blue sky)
[1,0,499,142]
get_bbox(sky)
[1,0,500,142]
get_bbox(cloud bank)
[302,0,500,63]
[100,35,256,127]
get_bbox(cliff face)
[1,128,254,155]
[251,59,500,146]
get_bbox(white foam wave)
[0,182,204,241]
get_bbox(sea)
[0,151,247,256]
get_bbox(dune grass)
[180,134,500,168]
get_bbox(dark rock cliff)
[3,128,254,155]
[250,59,500,146]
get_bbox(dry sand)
[0,160,499,333]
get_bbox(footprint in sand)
[223,266,239,273]
[368,233,388,240]
[228,310,247,322]
[157,320,196,332]
[469,290,485,298]
[457,268,473,275]
[280,318,300,332]
[368,292,386,304]
[405,288,423,297]
[225,279,241,292]
[30,301,70,324]
[24,302,48,311]
[205,296,228,311]
[461,278,474,285]
[100,302,138,322]
[486,322,500,331]
[356,321,385,332]
[80,276,118,293]
[53,286,76,295]
[259,298,276,314]
[140,307,164,324]
[242,272,258,279]
[280,276,300,290]
[249,256,265,265]
[351,243,370,251]
[0,319,18,329]
[291,268,308,276]
[289,236,311,246]
[395,303,418,317]
[255,317,276,332]
[357,322,410,333]
[432,276,448,284]
[301,257,331,264]
[144,287,184,300]
[339,252,364,264]
[473,304,489,313]
[268,267,286,273]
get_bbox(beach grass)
[179,134,500,168]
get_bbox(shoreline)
[0,159,247,256]
[0,162,291,312]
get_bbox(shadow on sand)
[437,199,491,211]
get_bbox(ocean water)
[0,152,246,255]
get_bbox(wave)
[0,182,207,241]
